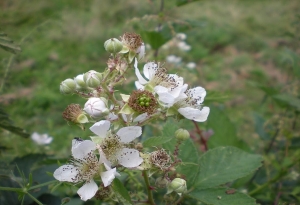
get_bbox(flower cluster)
[55,32,210,202]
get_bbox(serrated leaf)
[0,105,30,138]
[194,146,263,189]
[0,32,21,54]
[253,113,271,140]
[143,136,172,147]
[112,178,133,205]
[188,187,258,205]
[205,90,229,103]
[162,120,179,138]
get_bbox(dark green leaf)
[0,32,21,54]
[272,94,300,111]
[194,146,263,189]
[143,136,172,147]
[206,107,246,149]
[188,187,258,205]
[140,31,171,50]
[112,178,133,205]
[253,113,271,140]
[176,0,200,7]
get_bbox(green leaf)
[188,187,258,205]
[112,178,133,205]
[140,31,171,50]
[0,105,30,138]
[0,32,21,54]
[194,146,262,189]
[176,0,200,6]
[205,90,229,104]
[206,107,246,149]
[253,113,271,140]
[272,94,300,111]
[143,136,172,147]
[161,120,179,138]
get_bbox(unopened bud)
[83,70,102,88]
[104,38,123,54]
[175,129,190,141]
[60,79,76,94]
[74,74,86,89]
[167,178,187,196]
[83,97,109,118]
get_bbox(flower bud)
[104,38,123,54]
[167,178,187,196]
[60,78,76,94]
[83,97,109,118]
[175,129,190,141]
[74,74,86,89]
[83,70,102,88]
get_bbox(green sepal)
[119,103,135,115]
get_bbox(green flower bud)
[167,178,187,196]
[60,78,76,94]
[104,38,123,54]
[175,129,190,141]
[83,70,102,88]
[74,74,86,89]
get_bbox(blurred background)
[0,0,299,204]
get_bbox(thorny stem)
[142,170,155,205]
[192,120,208,152]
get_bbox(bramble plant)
[51,32,262,204]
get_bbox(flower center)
[101,135,123,163]
[70,152,99,182]
[121,32,143,51]
[128,90,158,114]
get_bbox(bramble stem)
[192,120,208,151]
[142,170,155,205]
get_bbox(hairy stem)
[192,120,208,152]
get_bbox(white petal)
[133,113,148,123]
[189,87,206,104]
[72,140,96,159]
[135,81,145,90]
[99,149,112,167]
[134,58,148,85]
[117,126,142,143]
[178,107,210,122]
[117,148,143,168]
[143,62,158,80]
[137,43,145,60]
[77,180,98,201]
[168,74,183,86]
[90,120,110,137]
[101,167,118,187]
[53,165,79,182]
[155,85,175,105]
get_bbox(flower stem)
[192,120,208,152]
[142,170,155,205]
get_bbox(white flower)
[177,41,191,51]
[90,120,143,168]
[166,55,182,64]
[53,139,118,201]
[186,62,196,69]
[31,132,53,145]
[134,59,188,107]
[176,33,187,41]
[173,87,210,122]
[83,97,109,118]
